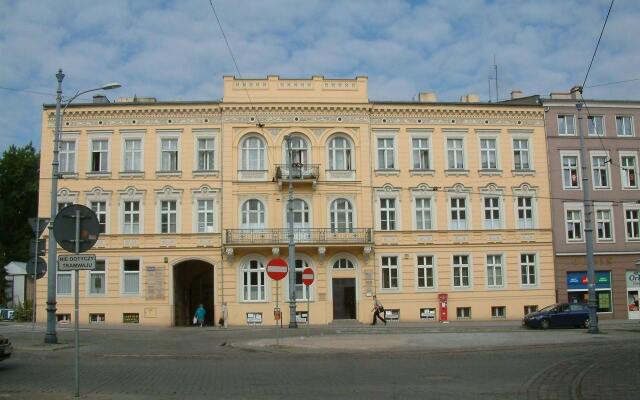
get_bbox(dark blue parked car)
[523,302,590,329]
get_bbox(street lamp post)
[44,69,121,344]
[284,135,298,328]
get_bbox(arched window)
[330,198,353,232]
[286,135,309,165]
[328,136,352,170]
[294,259,311,300]
[242,259,265,301]
[333,258,355,269]
[241,199,265,229]
[287,199,311,241]
[241,136,265,170]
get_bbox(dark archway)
[173,260,214,326]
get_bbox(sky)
[1,0,639,151]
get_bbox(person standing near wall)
[194,304,206,328]
[371,295,386,325]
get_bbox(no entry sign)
[302,267,314,286]
[266,258,288,280]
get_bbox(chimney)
[92,94,110,104]
[459,93,480,103]
[510,90,523,100]
[418,92,437,102]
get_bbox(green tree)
[0,143,39,305]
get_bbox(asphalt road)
[0,323,638,399]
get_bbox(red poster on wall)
[438,293,448,322]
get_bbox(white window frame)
[448,194,470,230]
[594,203,614,243]
[452,254,471,289]
[376,136,396,170]
[59,137,77,174]
[56,266,73,296]
[122,200,141,234]
[512,185,538,229]
[85,187,112,235]
[410,130,432,171]
[616,115,635,137]
[512,137,531,171]
[155,186,182,234]
[416,254,436,290]
[564,203,585,243]
[239,256,268,302]
[375,187,401,231]
[193,129,218,172]
[624,204,640,242]
[413,196,433,231]
[88,136,110,173]
[329,197,355,232]
[192,185,219,233]
[590,151,611,190]
[327,135,353,171]
[446,136,466,170]
[159,136,180,172]
[380,255,400,291]
[379,197,397,231]
[119,186,145,234]
[619,151,639,190]
[291,258,313,301]
[120,130,145,173]
[160,200,178,234]
[486,254,505,288]
[557,114,576,135]
[482,194,503,229]
[121,258,141,296]
[86,259,107,296]
[588,115,605,137]
[561,151,581,190]
[240,135,266,171]
[478,135,499,170]
[90,200,108,235]
[520,253,538,287]
[240,198,267,230]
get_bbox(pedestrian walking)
[371,295,386,325]
[194,304,206,327]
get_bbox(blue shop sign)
[566,271,611,290]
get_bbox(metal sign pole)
[32,236,38,331]
[276,280,280,346]
[307,295,310,336]
[74,210,80,398]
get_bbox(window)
[483,197,501,229]
[122,259,140,294]
[416,255,434,289]
[123,139,142,171]
[456,307,471,319]
[286,136,309,165]
[196,138,215,171]
[616,115,634,136]
[524,305,538,315]
[89,313,105,323]
[90,201,107,234]
[520,254,536,285]
[242,259,266,301]
[123,201,140,234]
[160,138,179,171]
[588,115,605,136]
[58,202,73,213]
[591,155,610,189]
[562,155,580,189]
[381,256,399,289]
[333,258,354,269]
[480,138,497,169]
[90,139,109,172]
[453,255,470,288]
[513,139,530,170]
[566,209,583,241]
[412,138,430,170]
[491,306,506,319]
[516,196,534,229]
[620,154,638,189]
[415,197,432,230]
[57,265,72,295]
[160,200,177,233]
[294,260,311,300]
[59,141,76,173]
[380,198,396,231]
[197,199,214,233]
[241,199,265,229]
[450,197,468,230]
[595,208,613,242]
[241,136,265,170]
[328,136,352,170]
[89,260,106,295]
[486,255,504,287]
[447,138,464,169]
[625,208,640,240]
[557,115,575,135]
[330,198,353,232]
[377,138,395,169]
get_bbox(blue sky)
[1,0,639,151]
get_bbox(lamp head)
[101,83,122,90]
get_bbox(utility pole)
[575,89,599,333]
[45,69,64,344]
[284,135,298,328]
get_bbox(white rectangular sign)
[58,254,96,271]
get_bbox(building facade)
[539,91,640,320]
[37,76,556,326]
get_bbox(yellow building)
[37,76,555,326]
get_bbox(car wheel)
[583,318,590,329]
[540,319,550,330]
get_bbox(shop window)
[491,306,506,319]
[295,311,308,324]
[566,271,612,313]
[57,313,71,324]
[89,313,105,323]
[456,307,471,319]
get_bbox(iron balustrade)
[225,228,372,245]
[275,163,320,180]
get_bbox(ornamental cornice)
[47,107,222,128]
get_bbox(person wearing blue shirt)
[194,304,206,327]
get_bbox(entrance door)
[332,278,356,319]
[173,260,214,326]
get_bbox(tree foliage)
[0,143,39,305]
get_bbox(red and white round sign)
[266,258,288,281]
[302,267,314,286]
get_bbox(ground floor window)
[566,271,612,313]
[123,313,139,323]
[524,305,538,315]
[56,313,71,324]
[456,307,471,319]
[491,306,506,319]
[90,313,105,323]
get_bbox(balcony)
[275,163,319,189]
[225,228,372,246]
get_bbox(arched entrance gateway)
[172,259,215,326]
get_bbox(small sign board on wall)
[145,266,165,300]
[246,312,262,325]
[384,309,400,321]
[420,308,436,320]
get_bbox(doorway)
[332,278,356,319]
[173,260,214,326]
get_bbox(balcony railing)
[225,228,372,245]
[275,163,320,181]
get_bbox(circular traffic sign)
[53,204,100,253]
[26,257,47,279]
[302,267,314,286]
[266,258,288,281]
